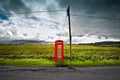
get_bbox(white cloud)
[0,14,120,43]
[72,34,120,44]
[0,14,68,42]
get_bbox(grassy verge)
[0,58,55,66]
[0,58,120,66]
[64,59,120,66]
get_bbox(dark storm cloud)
[58,0,120,39]
[58,0,120,16]
[0,0,30,13]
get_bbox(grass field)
[0,44,120,66]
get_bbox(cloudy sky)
[0,0,120,43]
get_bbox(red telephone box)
[54,40,64,62]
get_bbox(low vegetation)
[0,44,120,66]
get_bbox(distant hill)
[0,40,120,46]
[0,40,49,44]
[91,41,120,47]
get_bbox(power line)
[62,15,68,37]
[0,10,66,15]
[63,15,67,27]
[58,15,67,39]
[71,14,120,20]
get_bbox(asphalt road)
[0,66,120,80]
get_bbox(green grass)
[0,44,120,66]
[64,59,120,66]
[0,58,55,66]
[0,58,120,66]
[0,44,120,58]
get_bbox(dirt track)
[0,66,120,80]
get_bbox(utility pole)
[67,6,72,59]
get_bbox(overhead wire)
[58,15,68,40]
[62,15,68,37]
[1,9,119,21]
[0,10,66,15]
[70,14,120,20]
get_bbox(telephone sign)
[54,40,64,62]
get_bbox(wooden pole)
[67,6,72,59]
